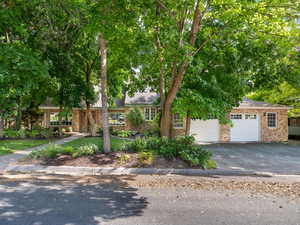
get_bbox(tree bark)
[0,115,4,138]
[160,0,202,138]
[99,33,111,153]
[185,110,191,136]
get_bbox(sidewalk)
[0,133,87,172]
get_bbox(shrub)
[118,153,131,164]
[112,130,136,138]
[4,129,19,138]
[29,144,66,159]
[143,127,160,137]
[126,108,145,130]
[125,136,215,168]
[40,128,53,138]
[138,151,154,165]
[179,146,213,168]
[72,144,99,158]
[124,137,148,152]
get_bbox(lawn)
[62,137,129,151]
[0,139,50,156]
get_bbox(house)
[288,117,300,138]
[39,94,290,143]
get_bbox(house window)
[144,107,156,121]
[109,112,125,126]
[231,114,242,120]
[267,113,277,128]
[173,113,184,128]
[245,114,257,120]
[49,112,72,126]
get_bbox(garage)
[190,119,219,142]
[230,113,260,142]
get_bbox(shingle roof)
[238,97,290,109]
[125,92,159,105]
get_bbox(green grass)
[0,139,50,156]
[62,137,129,151]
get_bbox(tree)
[134,0,299,138]
[0,44,49,130]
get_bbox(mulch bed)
[20,152,197,169]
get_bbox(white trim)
[266,112,278,129]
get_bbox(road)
[0,174,299,225]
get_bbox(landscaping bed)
[20,136,217,169]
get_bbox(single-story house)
[39,93,290,143]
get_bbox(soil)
[20,152,196,169]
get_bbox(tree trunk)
[86,103,97,136]
[15,98,22,130]
[58,105,63,136]
[160,0,202,138]
[0,115,4,138]
[160,101,172,138]
[185,110,191,136]
[85,61,97,136]
[99,33,111,153]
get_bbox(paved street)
[206,141,300,174]
[0,174,299,225]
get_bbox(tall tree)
[99,33,110,153]
[135,0,299,138]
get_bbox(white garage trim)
[190,119,219,142]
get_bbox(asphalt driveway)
[205,141,300,175]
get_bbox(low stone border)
[4,164,275,177]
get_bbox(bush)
[71,144,99,158]
[29,144,67,159]
[143,127,160,137]
[126,108,145,130]
[112,130,136,138]
[179,146,213,168]
[4,129,19,138]
[29,143,99,160]
[138,151,154,165]
[118,153,131,164]
[125,136,215,168]
[40,128,53,138]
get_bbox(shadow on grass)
[0,175,148,225]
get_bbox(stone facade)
[219,108,289,142]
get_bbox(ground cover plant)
[27,136,216,169]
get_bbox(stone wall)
[219,108,289,142]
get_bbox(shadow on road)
[0,175,148,225]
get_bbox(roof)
[237,97,291,109]
[125,92,159,105]
[39,94,290,110]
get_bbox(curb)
[4,164,275,177]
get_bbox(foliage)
[3,128,54,139]
[29,144,67,159]
[138,151,154,166]
[72,144,99,158]
[62,137,128,152]
[249,82,300,117]
[118,153,131,164]
[0,146,14,156]
[112,130,136,138]
[124,136,215,168]
[143,128,161,138]
[126,108,145,130]
[179,147,213,168]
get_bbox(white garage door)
[190,119,219,142]
[230,113,260,142]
